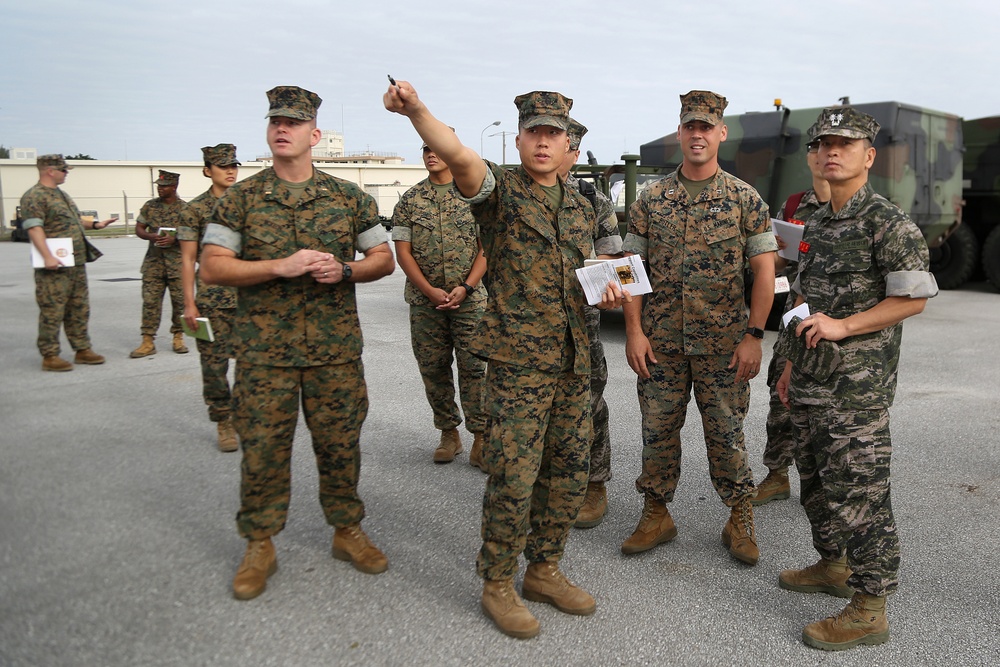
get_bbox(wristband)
[461,282,475,294]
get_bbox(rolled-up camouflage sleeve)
[877,212,938,299]
[355,192,387,252]
[203,189,244,255]
[594,190,624,256]
[622,194,649,257]
[176,205,198,242]
[456,162,496,206]
[743,193,778,257]
[390,191,412,243]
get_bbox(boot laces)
[738,501,754,537]
[245,540,270,567]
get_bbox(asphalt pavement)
[1,236,997,666]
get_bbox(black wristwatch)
[342,262,353,282]
[745,326,764,339]
[461,282,475,294]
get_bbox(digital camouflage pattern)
[680,90,728,125]
[154,170,180,186]
[514,91,572,130]
[234,361,369,538]
[178,190,238,310]
[476,361,590,580]
[202,143,240,167]
[639,101,963,250]
[567,118,588,150]
[789,182,936,410]
[392,178,487,434]
[138,197,186,336]
[623,168,776,356]
[813,106,881,142]
[265,85,321,120]
[205,167,384,367]
[36,154,72,170]
[20,183,88,264]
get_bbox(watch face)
[342,263,352,279]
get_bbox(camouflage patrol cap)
[806,121,822,142]
[813,107,880,142]
[201,143,241,167]
[154,170,180,186]
[514,91,573,131]
[679,90,728,125]
[37,154,73,170]
[265,86,322,120]
[567,118,588,150]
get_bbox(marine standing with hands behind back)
[385,79,627,640]
[200,86,395,601]
[776,107,937,651]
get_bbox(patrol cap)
[201,143,241,167]
[37,154,72,171]
[679,90,728,126]
[813,107,880,143]
[265,86,322,121]
[514,91,573,131]
[154,170,180,186]
[567,118,588,150]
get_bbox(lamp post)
[480,120,501,157]
[489,131,518,165]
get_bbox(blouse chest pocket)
[316,225,354,260]
[245,221,291,261]
[703,219,743,274]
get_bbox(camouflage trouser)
[635,353,754,506]
[34,266,91,357]
[409,303,487,434]
[477,361,591,581]
[233,360,369,540]
[586,305,612,483]
[790,404,899,597]
[139,255,183,336]
[762,350,795,471]
[195,305,236,422]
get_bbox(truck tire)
[982,225,1000,292]
[930,223,978,290]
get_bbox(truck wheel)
[930,223,978,290]
[982,226,1000,292]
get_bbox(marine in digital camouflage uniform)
[774,107,938,651]
[130,170,187,357]
[391,136,488,466]
[178,144,241,452]
[385,81,628,639]
[21,154,113,371]
[200,86,396,601]
[621,91,777,566]
[561,118,623,529]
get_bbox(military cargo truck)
[960,115,1000,291]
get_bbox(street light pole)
[489,131,517,164]
[480,120,501,157]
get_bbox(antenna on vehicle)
[587,150,598,166]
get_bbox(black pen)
[388,74,400,91]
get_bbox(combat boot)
[751,467,791,506]
[73,349,106,365]
[621,497,677,554]
[779,556,853,597]
[332,523,388,574]
[232,538,277,600]
[469,432,485,471]
[574,482,607,529]
[217,418,239,453]
[722,497,759,565]
[41,355,73,372]
[481,578,540,639]
[433,428,463,463]
[802,592,889,651]
[130,335,156,358]
[172,332,189,354]
[522,561,596,615]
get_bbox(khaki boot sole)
[620,525,677,555]
[129,349,156,358]
[232,560,278,601]
[574,513,605,529]
[778,575,854,598]
[480,600,540,639]
[750,488,791,506]
[802,627,889,651]
[332,546,389,575]
[521,588,596,616]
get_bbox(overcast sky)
[2,0,997,167]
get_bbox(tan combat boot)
[722,497,759,565]
[751,467,791,506]
[433,427,463,463]
[332,523,388,574]
[802,592,889,651]
[73,349,106,365]
[172,332,189,354]
[779,556,854,597]
[621,496,677,554]
[469,432,485,471]
[574,482,607,529]
[232,538,277,600]
[130,335,156,358]
[481,578,540,639]
[522,561,596,615]
[217,418,239,453]
[41,356,73,372]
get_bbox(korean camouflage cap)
[154,170,180,186]
[680,90,728,125]
[813,107,880,143]
[37,154,72,170]
[567,118,588,150]
[265,86,322,121]
[201,143,241,167]
[807,121,822,142]
[514,91,572,131]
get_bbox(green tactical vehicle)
[960,115,1000,291]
